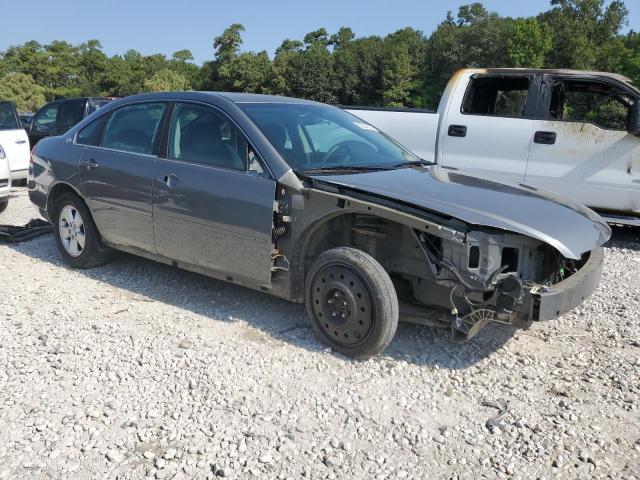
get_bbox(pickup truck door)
[152,102,275,288]
[525,76,640,216]
[439,74,538,186]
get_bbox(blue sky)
[1,0,637,64]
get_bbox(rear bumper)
[528,247,604,322]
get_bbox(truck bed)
[345,107,440,161]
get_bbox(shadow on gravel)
[9,235,519,369]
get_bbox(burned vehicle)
[28,92,611,358]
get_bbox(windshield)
[238,102,418,173]
[0,102,19,130]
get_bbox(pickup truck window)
[0,103,19,130]
[101,102,165,155]
[548,80,631,131]
[33,102,60,133]
[462,76,530,118]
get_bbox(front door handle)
[79,158,99,170]
[534,131,557,145]
[163,173,180,188]
[448,124,467,137]
[15,139,26,144]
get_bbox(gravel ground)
[0,187,639,480]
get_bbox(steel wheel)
[58,204,86,257]
[310,263,375,347]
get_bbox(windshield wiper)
[393,159,435,168]
[302,165,394,174]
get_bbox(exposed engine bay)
[269,182,594,341]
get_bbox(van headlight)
[0,144,5,159]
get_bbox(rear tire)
[53,192,110,268]
[0,199,8,214]
[305,247,399,359]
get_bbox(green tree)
[283,30,336,103]
[506,18,552,68]
[539,0,629,69]
[0,73,46,111]
[219,51,273,93]
[142,68,190,92]
[214,24,245,64]
[77,40,108,95]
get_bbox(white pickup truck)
[347,68,640,225]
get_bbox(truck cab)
[349,68,640,224]
[27,96,115,148]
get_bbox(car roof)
[111,91,324,106]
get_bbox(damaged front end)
[407,228,603,341]
[272,169,608,343]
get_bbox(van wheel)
[0,199,8,214]
[53,192,110,268]
[305,247,399,359]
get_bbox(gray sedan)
[29,92,610,358]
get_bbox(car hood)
[308,166,611,259]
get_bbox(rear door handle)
[448,124,467,137]
[162,173,180,188]
[79,158,99,170]
[15,140,26,144]
[534,131,557,145]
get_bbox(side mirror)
[629,100,640,136]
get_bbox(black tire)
[0,199,8,214]
[53,192,111,268]
[305,247,399,359]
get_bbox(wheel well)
[47,183,82,219]
[296,213,431,300]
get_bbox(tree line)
[0,0,638,112]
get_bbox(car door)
[439,73,537,185]
[77,101,167,253]
[29,101,61,147]
[525,76,640,215]
[0,101,30,178]
[153,101,276,287]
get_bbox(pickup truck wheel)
[305,247,399,359]
[0,199,8,214]
[53,192,110,268]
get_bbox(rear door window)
[101,103,166,155]
[463,76,531,118]
[547,80,631,130]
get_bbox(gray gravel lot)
[1,187,639,480]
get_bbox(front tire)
[53,192,110,268]
[305,247,399,359]
[0,199,8,214]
